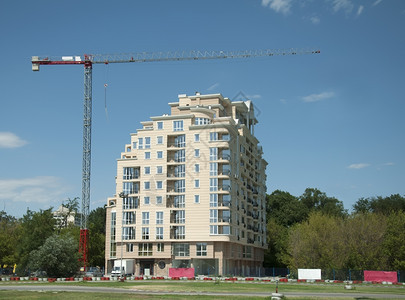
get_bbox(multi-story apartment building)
[105,92,267,277]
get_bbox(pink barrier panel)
[364,270,397,283]
[169,268,195,278]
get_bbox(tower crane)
[31,48,320,269]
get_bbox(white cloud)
[0,132,28,148]
[310,16,320,24]
[331,0,354,14]
[207,83,220,91]
[373,0,383,6]
[262,0,292,15]
[0,176,69,205]
[302,91,335,103]
[383,162,394,166]
[348,163,370,169]
[357,5,364,16]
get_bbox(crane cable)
[104,64,109,121]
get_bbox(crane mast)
[31,47,320,269]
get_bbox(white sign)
[298,269,321,280]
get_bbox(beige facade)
[105,93,267,277]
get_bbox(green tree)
[344,213,388,270]
[266,190,307,226]
[286,212,346,269]
[299,188,347,218]
[383,211,405,270]
[16,209,55,274]
[0,211,20,267]
[265,218,289,267]
[29,233,80,278]
[87,206,106,267]
[353,194,405,215]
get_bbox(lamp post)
[119,192,128,279]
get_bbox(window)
[175,164,185,177]
[110,212,116,241]
[174,179,185,193]
[142,212,149,225]
[196,243,207,256]
[222,210,231,222]
[194,149,200,157]
[194,195,200,204]
[156,227,163,240]
[123,212,135,224]
[144,182,150,190]
[210,209,218,223]
[174,195,185,208]
[210,147,218,161]
[194,179,200,188]
[194,134,200,142]
[156,166,163,174]
[174,149,185,162]
[222,225,230,235]
[173,120,183,131]
[210,132,218,141]
[126,243,134,252]
[132,141,137,149]
[175,210,185,224]
[157,151,163,159]
[123,227,135,240]
[157,243,164,252]
[145,137,151,149]
[156,196,163,205]
[138,243,152,256]
[174,135,186,147]
[138,138,143,149]
[123,197,138,209]
[195,118,211,125]
[157,121,163,130]
[142,227,150,240]
[209,163,218,176]
[123,167,138,180]
[144,196,150,205]
[157,136,163,145]
[145,152,151,159]
[195,164,200,173]
[210,178,218,191]
[210,194,218,207]
[123,182,139,194]
[210,225,218,235]
[172,243,189,256]
[156,181,163,189]
[144,166,150,175]
[156,211,164,224]
[172,226,185,239]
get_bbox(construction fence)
[263,267,404,282]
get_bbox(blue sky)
[1,0,404,217]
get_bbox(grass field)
[0,280,404,299]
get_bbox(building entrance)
[140,260,154,276]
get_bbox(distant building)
[53,205,80,228]
[105,93,267,277]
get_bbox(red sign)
[364,270,397,283]
[169,268,195,278]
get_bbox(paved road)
[1,284,405,298]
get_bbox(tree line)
[0,198,106,277]
[265,188,405,271]
[1,190,404,277]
